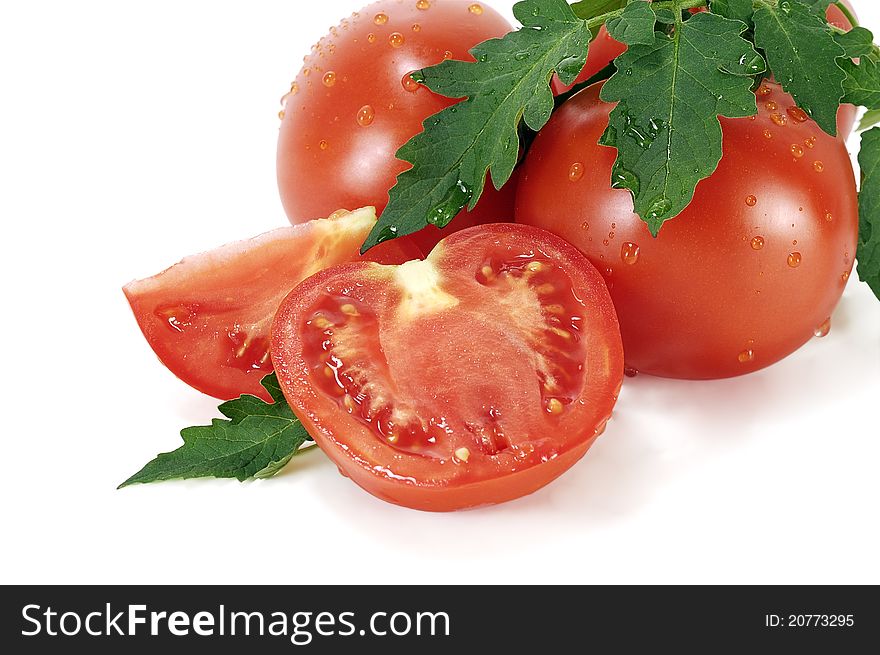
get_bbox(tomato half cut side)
[124,207,419,401]
[272,224,624,511]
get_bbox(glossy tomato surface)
[124,208,418,401]
[272,224,623,511]
[277,0,514,254]
[515,82,858,379]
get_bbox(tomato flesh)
[515,82,858,379]
[124,207,419,401]
[272,224,623,511]
[276,0,514,254]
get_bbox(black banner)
[1,585,876,652]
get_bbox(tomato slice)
[272,224,623,511]
[124,207,419,401]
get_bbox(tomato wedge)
[272,224,623,511]
[124,207,419,401]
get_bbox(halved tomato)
[271,223,623,511]
[124,207,419,401]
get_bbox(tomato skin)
[272,223,623,511]
[124,208,418,401]
[515,83,857,379]
[276,0,513,254]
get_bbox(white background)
[1,0,878,585]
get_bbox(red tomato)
[515,82,858,379]
[277,0,514,254]
[124,208,418,401]
[551,25,626,95]
[271,224,623,511]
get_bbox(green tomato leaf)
[653,9,677,25]
[834,26,875,58]
[857,127,880,300]
[606,1,656,47]
[119,374,313,487]
[841,57,880,108]
[752,1,846,136]
[598,11,764,235]
[361,0,592,251]
[859,108,880,131]
[710,0,755,24]
[570,0,626,21]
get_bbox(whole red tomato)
[515,82,858,379]
[276,0,514,254]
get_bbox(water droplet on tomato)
[770,112,787,126]
[763,129,773,139]
[417,0,431,9]
[814,317,831,338]
[155,304,197,333]
[568,162,584,182]
[412,23,421,32]
[402,72,420,92]
[787,252,802,268]
[469,3,484,14]
[367,32,376,43]
[388,32,405,47]
[373,12,388,25]
[787,106,809,123]
[289,81,299,95]
[620,242,640,265]
[825,211,833,222]
[602,239,609,246]
[751,236,765,250]
[745,195,757,207]
[766,101,779,111]
[356,104,375,126]
[842,270,850,282]
[277,109,285,120]
[804,136,816,149]
[790,143,804,158]
[443,50,453,60]
[322,71,337,87]
[758,84,772,97]
[738,349,755,364]
[319,140,329,151]
[813,160,824,173]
